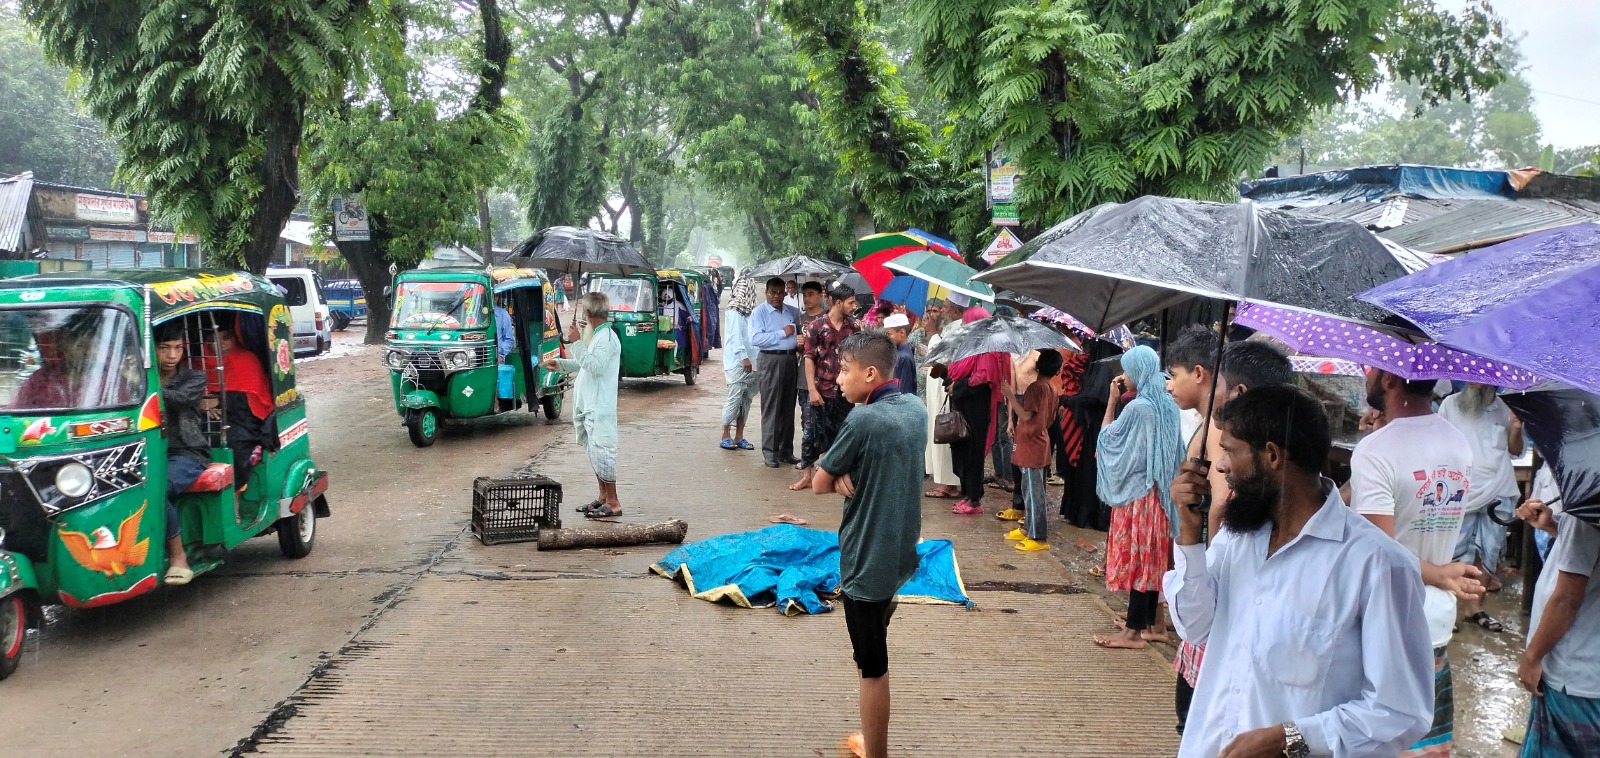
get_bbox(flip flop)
[1467,611,1505,633]
[585,504,622,519]
[924,487,959,499]
[770,513,808,525]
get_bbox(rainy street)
[0,331,1538,756]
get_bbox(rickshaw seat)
[183,463,235,493]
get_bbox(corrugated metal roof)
[0,172,35,253]
[1377,198,1600,253]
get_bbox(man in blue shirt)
[493,297,516,362]
[750,277,801,467]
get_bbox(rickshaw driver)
[154,321,205,585]
[494,296,515,362]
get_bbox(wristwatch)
[1282,722,1309,758]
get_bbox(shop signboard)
[75,194,139,224]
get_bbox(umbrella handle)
[1189,456,1212,544]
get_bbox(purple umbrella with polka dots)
[1234,302,1538,389]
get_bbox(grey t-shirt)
[1529,515,1600,698]
[819,389,928,601]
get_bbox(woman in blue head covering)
[1092,344,1184,650]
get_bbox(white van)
[267,268,333,356]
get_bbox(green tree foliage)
[0,9,120,186]
[302,0,522,343]
[1276,40,1542,169]
[21,0,376,272]
[780,0,1509,255]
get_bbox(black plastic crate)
[471,476,562,545]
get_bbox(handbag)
[933,394,970,444]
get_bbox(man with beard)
[1352,369,1482,758]
[1164,385,1433,758]
[1438,382,1524,633]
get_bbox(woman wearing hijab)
[946,297,1006,515]
[1092,345,1183,649]
[719,277,761,450]
[923,297,964,498]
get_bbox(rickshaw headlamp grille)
[385,350,405,370]
[444,350,469,369]
[55,463,94,498]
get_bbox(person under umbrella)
[1438,383,1525,632]
[945,296,1004,515]
[923,298,964,499]
[1093,345,1184,650]
[545,292,624,519]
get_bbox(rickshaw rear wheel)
[683,365,698,386]
[541,394,562,420]
[276,497,318,558]
[407,408,439,447]
[0,594,25,681]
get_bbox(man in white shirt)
[1165,385,1433,758]
[1351,369,1484,758]
[1517,502,1600,758]
[1438,383,1524,632]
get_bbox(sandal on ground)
[987,480,1014,493]
[924,487,960,499]
[845,733,866,758]
[951,500,985,515]
[770,513,808,525]
[576,500,602,513]
[1046,475,1065,486]
[1468,611,1505,632]
[720,438,738,450]
[1088,565,1105,578]
[165,566,194,586]
[584,504,622,519]
[994,508,1024,521]
[737,439,755,450]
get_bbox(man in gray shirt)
[1517,502,1600,758]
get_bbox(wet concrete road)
[0,331,1532,755]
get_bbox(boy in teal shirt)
[813,332,927,758]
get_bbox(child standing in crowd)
[1008,350,1064,552]
[882,313,917,395]
[813,332,928,758]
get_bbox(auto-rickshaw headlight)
[385,349,405,370]
[444,350,470,369]
[55,462,94,498]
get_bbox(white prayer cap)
[884,313,911,329]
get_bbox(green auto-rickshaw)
[384,265,571,447]
[584,269,710,385]
[0,269,331,680]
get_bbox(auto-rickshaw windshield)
[391,282,488,330]
[589,278,653,312]
[0,306,145,412]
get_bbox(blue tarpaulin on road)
[649,524,972,615]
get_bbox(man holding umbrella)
[793,279,861,491]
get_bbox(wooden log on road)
[537,519,688,550]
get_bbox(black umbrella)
[743,255,851,279]
[1503,383,1600,527]
[503,226,653,275]
[994,289,1047,312]
[923,314,1081,365]
[972,196,1410,334]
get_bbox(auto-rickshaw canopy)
[23,269,285,325]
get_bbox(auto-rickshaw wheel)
[407,408,439,447]
[0,594,24,681]
[683,365,698,386]
[541,394,562,420]
[276,499,317,559]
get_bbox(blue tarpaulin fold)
[1240,165,1516,208]
[649,525,971,615]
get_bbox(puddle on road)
[1451,573,1530,758]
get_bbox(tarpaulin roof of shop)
[1239,164,1517,207]
[0,172,35,253]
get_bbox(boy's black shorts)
[842,594,898,679]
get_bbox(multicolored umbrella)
[1234,302,1539,388]
[854,229,962,294]
[882,250,994,303]
[1359,222,1600,396]
[1029,306,1138,349]
[877,275,950,313]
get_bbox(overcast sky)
[1496,2,1600,151]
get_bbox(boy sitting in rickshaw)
[155,322,205,585]
[209,315,276,488]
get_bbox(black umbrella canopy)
[504,226,653,275]
[1503,383,1600,527]
[743,255,852,279]
[923,314,1080,365]
[973,196,1410,334]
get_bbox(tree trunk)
[537,519,688,550]
[241,110,304,273]
[337,216,395,345]
[749,210,778,258]
[476,186,494,262]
